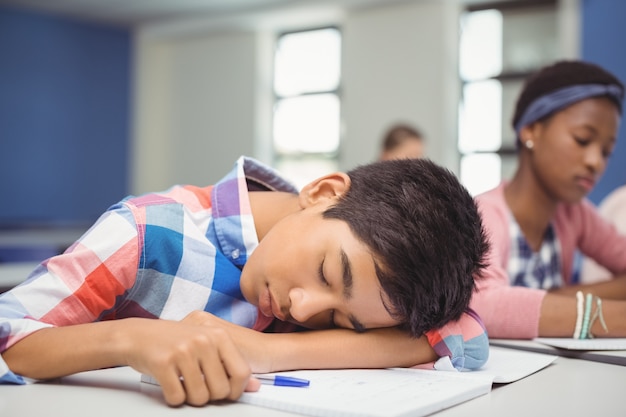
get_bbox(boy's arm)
[2,316,258,406]
[184,309,489,372]
[209,323,438,372]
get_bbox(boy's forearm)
[4,318,438,383]
[3,320,133,379]
[259,327,437,372]
[177,311,437,373]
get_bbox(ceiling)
[0,0,509,28]
[0,0,408,27]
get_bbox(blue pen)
[254,374,310,387]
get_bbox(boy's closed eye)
[318,258,338,328]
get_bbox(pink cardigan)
[470,182,626,338]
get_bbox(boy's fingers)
[200,352,232,402]
[156,369,187,407]
[178,359,211,406]
[145,326,252,406]
[213,332,253,401]
[245,376,261,392]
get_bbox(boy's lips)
[259,286,273,317]
[259,286,286,320]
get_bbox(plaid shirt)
[507,215,562,289]
[0,156,488,383]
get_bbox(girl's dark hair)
[323,158,489,337]
[513,60,625,131]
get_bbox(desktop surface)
[1,356,623,417]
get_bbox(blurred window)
[273,27,341,188]
[458,0,558,196]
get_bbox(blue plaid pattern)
[508,215,562,289]
[0,157,298,383]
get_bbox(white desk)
[1,356,623,417]
[0,367,296,417]
[437,355,624,417]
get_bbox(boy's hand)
[180,311,274,373]
[122,318,260,406]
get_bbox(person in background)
[470,60,626,340]
[580,183,626,283]
[0,156,489,407]
[379,123,425,161]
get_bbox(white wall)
[133,30,261,194]
[341,0,461,171]
[132,0,466,193]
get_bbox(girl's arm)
[539,292,626,337]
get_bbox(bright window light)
[460,153,502,196]
[272,27,341,186]
[458,79,502,153]
[275,157,339,191]
[459,9,503,81]
[274,28,341,97]
[273,94,340,154]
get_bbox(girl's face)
[522,97,621,204]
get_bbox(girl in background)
[471,60,626,339]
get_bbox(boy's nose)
[288,288,332,323]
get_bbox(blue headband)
[514,83,623,137]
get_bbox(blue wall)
[0,7,131,227]
[582,0,626,204]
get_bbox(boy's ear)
[298,172,351,208]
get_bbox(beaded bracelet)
[579,293,594,339]
[587,296,609,338]
[573,291,584,339]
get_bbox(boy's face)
[239,175,400,332]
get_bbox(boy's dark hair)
[323,158,489,337]
[513,60,625,131]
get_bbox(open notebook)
[238,368,492,417]
[141,347,556,417]
[236,347,556,417]
[490,337,626,366]
[534,337,626,350]
[141,368,492,417]
[472,345,557,383]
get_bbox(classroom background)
[0,0,624,242]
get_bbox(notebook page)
[238,368,493,417]
[471,346,557,383]
[534,338,626,350]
